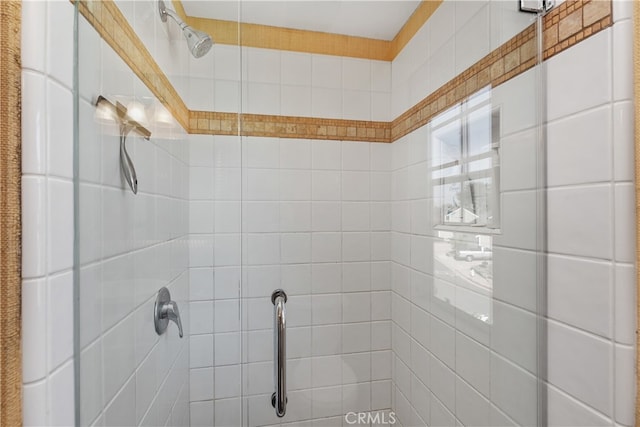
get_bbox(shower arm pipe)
[159,4,188,29]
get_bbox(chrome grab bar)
[271,289,288,417]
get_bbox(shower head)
[158,0,213,58]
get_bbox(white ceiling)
[181,1,422,41]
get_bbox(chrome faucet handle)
[162,300,183,338]
[154,287,183,338]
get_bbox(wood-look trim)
[0,1,22,425]
[634,0,640,423]
[390,0,442,58]
[80,0,612,144]
[173,0,442,61]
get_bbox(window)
[432,87,500,231]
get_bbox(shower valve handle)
[154,287,183,338]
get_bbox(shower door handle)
[271,289,287,417]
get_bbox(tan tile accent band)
[79,0,611,143]
[0,1,22,425]
[173,0,442,61]
[190,111,391,143]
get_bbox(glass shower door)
[237,1,547,427]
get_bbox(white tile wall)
[22,1,637,427]
[187,134,393,426]
[388,4,636,427]
[22,2,191,426]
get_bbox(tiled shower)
[20,0,636,426]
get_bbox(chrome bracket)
[519,0,554,13]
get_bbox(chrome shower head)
[158,0,213,58]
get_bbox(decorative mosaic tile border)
[78,0,612,143]
[189,111,391,143]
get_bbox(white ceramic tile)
[342,232,370,262]
[547,185,612,260]
[47,179,73,273]
[280,202,311,232]
[215,365,241,398]
[311,233,341,263]
[613,344,634,425]
[21,0,47,72]
[614,183,636,263]
[312,55,342,89]
[280,170,311,200]
[281,51,312,86]
[246,169,279,201]
[281,85,312,117]
[547,383,611,427]
[190,367,214,401]
[22,177,47,278]
[456,377,491,427]
[48,272,73,371]
[102,314,135,404]
[613,20,633,101]
[190,401,215,427]
[548,254,611,337]
[190,334,214,369]
[23,380,46,427]
[215,333,241,367]
[312,87,342,119]
[246,82,280,115]
[281,233,311,264]
[311,263,342,294]
[342,262,372,292]
[547,29,612,121]
[190,301,214,335]
[214,80,241,113]
[342,323,371,353]
[342,293,371,323]
[614,263,636,345]
[214,299,240,333]
[312,294,342,326]
[22,278,47,383]
[47,1,74,88]
[280,139,311,170]
[245,137,279,169]
[247,48,281,84]
[49,361,75,426]
[613,0,633,22]
[548,320,612,415]
[455,4,490,74]
[342,172,370,201]
[547,106,612,186]
[312,170,341,201]
[312,202,341,231]
[613,101,634,182]
[21,71,46,175]
[343,89,371,120]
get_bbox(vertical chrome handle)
[154,287,183,338]
[271,289,287,417]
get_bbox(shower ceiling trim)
[170,0,440,61]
